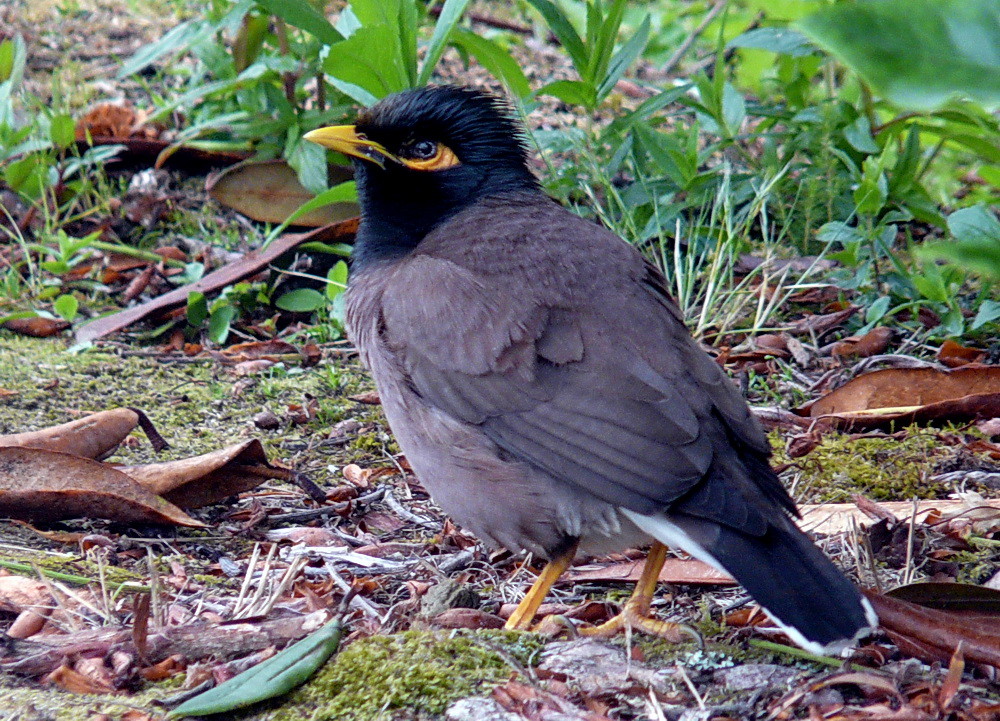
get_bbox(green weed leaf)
[167,618,344,717]
[798,0,1000,109]
[255,0,343,45]
[275,288,327,312]
[208,304,237,344]
[53,294,78,322]
[727,27,816,58]
[450,30,531,99]
[418,0,473,86]
[187,292,208,327]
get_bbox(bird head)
[304,86,540,263]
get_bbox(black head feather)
[349,86,541,267]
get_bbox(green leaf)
[208,304,238,344]
[865,295,891,324]
[49,114,75,150]
[524,0,587,71]
[275,288,327,312]
[972,300,1000,329]
[853,157,888,214]
[727,27,817,57]
[117,20,206,78]
[596,15,650,103]
[187,292,208,327]
[255,0,343,45]
[326,260,349,300]
[720,83,746,137]
[948,204,1000,244]
[53,294,78,322]
[537,79,596,109]
[417,0,473,86]
[323,24,410,99]
[287,139,329,196]
[919,205,1000,280]
[817,221,865,245]
[167,618,344,717]
[798,0,1000,109]
[450,30,531,99]
[843,116,879,154]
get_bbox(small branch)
[662,0,729,77]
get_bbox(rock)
[538,639,668,695]
[420,578,481,617]
[713,663,799,692]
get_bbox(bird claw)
[578,602,703,646]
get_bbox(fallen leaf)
[206,160,357,227]
[788,306,858,336]
[45,663,115,695]
[937,339,987,368]
[829,326,893,359]
[799,366,1000,430]
[565,558,734,585]
[864,589,1000,670]
[119,440,279,509]
[75,103,140,140]
[0,408,142,460]
[430,608,505,629]
[2,317,70,337]
[0,447,205,526]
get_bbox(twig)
[384,490,439,529]
[662,0,728,76]
[268,488,385,524]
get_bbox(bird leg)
[580,541,700,643]
[504,544,577,631]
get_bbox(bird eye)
[410,140,437,159]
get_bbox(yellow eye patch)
[400,143,460,172]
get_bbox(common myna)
[305,86,876,652]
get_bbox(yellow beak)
[303,125,397,168]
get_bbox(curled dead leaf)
[206,160,357,227]
[0,408,140,460]
[799,366,1000,431]
[119,439,282,509]
[0,447,205,526]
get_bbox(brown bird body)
[305,86,876,653]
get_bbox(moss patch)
[772,428,952,503]
[270,630,543,721]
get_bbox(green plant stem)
[87,241,187,268]
[0,559,150,591]
[749,639,863,670]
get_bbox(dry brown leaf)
[430,608,505,629]
[799,366,1000,430]
[830,326,893,359]
[0,447,205,526]
[0,576,52,614]
[788,306,858,335]
[206,159,358,227]
[864,589,1000,670]
[74,103,139,141]
[2,317,70,337]
[119,439,277,509]
[937,339,988,368]
[565,558,734,585]
[0,408,140,460]
[45,663,116,695]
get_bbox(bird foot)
[578,601,702,645]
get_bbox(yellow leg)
[580,541,701,643]
[504,545,577,631]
